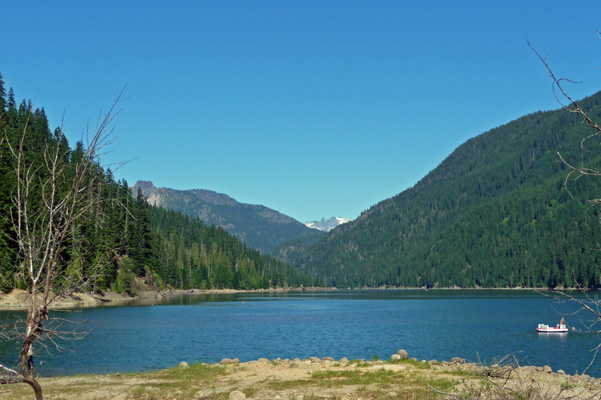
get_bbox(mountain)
[291,91,601,289]
[305,217,353,232]
[131,181,324,253]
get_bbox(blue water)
[1,290,599,377]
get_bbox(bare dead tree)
[0,91,123,399]
[528,39,601,197]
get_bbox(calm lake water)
[1,290,600,377]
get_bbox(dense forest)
[287,91,601,289]
[0,74,314,294]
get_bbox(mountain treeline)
[0,74,312,293]
[290,91,601,289]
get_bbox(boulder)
[339,357,349,363]
[450,357,464,364]
[396,349,409,359]
[178,361,189,369]
[228,390,246,400]
[543,365,552,373]
[322,356,335,362]
[557,369,566,375]
[310,357,321,363]
[390,354,401,362]
[220,358,240,364]
[257,358,270,364]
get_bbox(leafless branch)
[529,40,601,185]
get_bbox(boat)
[537,323,568,333]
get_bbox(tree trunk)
[23,377,44,400]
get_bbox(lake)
[1,289,600,377]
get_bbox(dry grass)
[0,359,600,400]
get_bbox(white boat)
[537,323,568,333]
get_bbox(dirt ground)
[1,357,600,400]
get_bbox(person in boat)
[560,317,565,327]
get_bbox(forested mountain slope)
[132,181,324,253]
[292,91,601,289]
[0,74,313,293]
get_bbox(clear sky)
[3,1,601,223]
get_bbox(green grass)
[347,359,370,367]
[390,358,431,369]
[312,368,397,386]
[117,363,230,399]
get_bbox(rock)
[179,361,189,369]
[396,349,409,359]
[543,365,552,373]
[430,360,440,365]
[322,356,335,362]
[257,358,270,363]
[289,362,300,368]
[410,357,418,362]
[391,354,401,362]
[450,357,464,364]
[229,390,246,400]
[310,357,321,363]
[339,357,349,363]
[293,358,301,363]
[557,369,565,375]
[220,358,240,364]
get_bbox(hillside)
[132,181,324,253]
[291,91,601,288]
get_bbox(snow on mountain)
[305,217,352,232]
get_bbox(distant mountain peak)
[131,181,322,252]
[305,217,352,232]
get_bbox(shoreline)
[0,286,333,311]
[0,285,582,311]
[3,354,599,399]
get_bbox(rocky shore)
[0,286,320,310]
[2,351,600,399]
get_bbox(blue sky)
[3,1,601,222]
